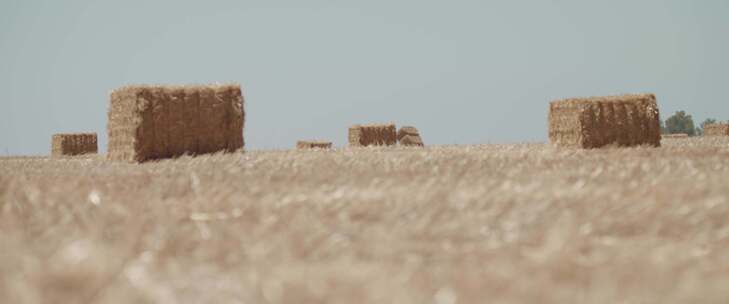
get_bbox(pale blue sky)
[1,0,728,155]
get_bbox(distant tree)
[697,118,717,136]
[665,111,696,136]
[659,119,667,134]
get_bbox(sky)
[1,0,728,155]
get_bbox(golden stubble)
[1,137,729,303]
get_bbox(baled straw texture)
[704,124,729,137]
[549,94,661,148]
[348,123,397,147]
[51,133,98,157]
[107,84,244,162]
[397,126,424,147]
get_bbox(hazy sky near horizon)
[1,0,728,155]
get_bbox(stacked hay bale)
[662,133,689,139]
[107,84,244,162]
[397,126,424,147]
[296,140,332,149]
[703,124,729,136]
[51,133,98,157]
[348,123,397,147]
[548,93,661,148]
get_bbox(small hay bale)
[662,133,689,139]
[107,84,244,162]
[397,126,424,147]
[548,93,661,148]
[51,133,98,157]
[399,135,424,147]
[297,140,332,149]
[704,124,729,137]
[348,123,397,147]
[397,126,419,141]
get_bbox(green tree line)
[660,111,726,136]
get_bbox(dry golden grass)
[2,137,729,303]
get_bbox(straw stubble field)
[2,138,729,303]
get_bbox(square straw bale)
[296,141,333,149]
[704,124,729,136]
[348,123,397,147]
[399,135,424,147]
[107,84,244,162]
[397,126,424,147]
[397,126,419,141]
[51,133,98,157]
[548,94,661,148]
[703,124,729,137]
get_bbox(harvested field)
[107,84,244,162]
[3,138,729,303]
[397,126,424,147]
[549,94,661,148]
[704,124,729,137]
[348,123,397,147]
[296,140,332,149]
[51,133,98,156]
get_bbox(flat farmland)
[2,137,729,303]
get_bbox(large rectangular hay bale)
[51,133,98,157]
[548,94,661,148]
[704,124,729,137]
[296,140,333,149]
[348,123,397,147]
[107,84,244,162]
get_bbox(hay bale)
[704,124,729,137]
[348,123,397,147]
[662,133,689,139]
[107,84,244,162]
[397,126,424,147]
[51,133,98,157]
[296,140,332,149]
[399,135,424,147]
[548,94,661,148]
[397,126,418,141]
